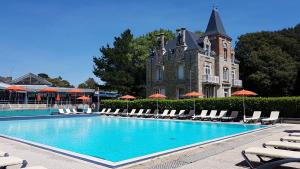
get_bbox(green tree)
[93,29,175,97]
[235,30,298,96]
[38,73,73,87]
[78,78,99,89]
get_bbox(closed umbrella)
[56,94,61,104]
[36,94,42,104]
[120,95,136,115]
[148,93,166,116]
[232,89,257,119]
[184,91,204,112]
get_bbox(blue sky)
[0,0,299,86]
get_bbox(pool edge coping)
[0,116,274,168]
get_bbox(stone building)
[146,8,242,98]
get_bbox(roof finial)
[212,0,217,10]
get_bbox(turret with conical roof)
[205,8,230,39]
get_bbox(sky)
[0,0,299,86]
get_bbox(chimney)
[181,28,186,46]
[158,33,166,54]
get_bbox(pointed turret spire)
[205,8,229,38]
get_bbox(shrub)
[100,97,300,118]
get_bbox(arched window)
[223,67,229,81]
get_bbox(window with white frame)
[204,62,212,75]
[232,69,236,81]
[177,64,184,80]
[223,67,229,81]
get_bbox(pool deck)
[0,123,300,169]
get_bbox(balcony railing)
[232,79,243,87]
[202,75,220,84]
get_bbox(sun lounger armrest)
[256,158,300,169]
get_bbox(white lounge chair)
[281,136,300,142]
[141,109,152,117]
[178,110,195,119]
[168,110,177,118]
[65,109,72,114]
[143,109,155,118]
[110,109,120,116]
[128,109,136,116]
[242,147,300,169]
[289,133,300,137]
[104,108,111,115]
[120,109,128,116]
[0,151,8,157]
[261,111,280,125]
[0,156,27,168]
[72,108,80,114]
[201,110,217,120]
[193,110,208,120]
[221,111,239,121]
[171,110,185,119]
[86,108,92,114]
[244,111,261,123]
[58,109,65,114]
[134,109,144,117]
[98,108,107,115]
[161,110,173,118]
[155,110,169,118]
[211,110,227,121]
[264,141,300,150]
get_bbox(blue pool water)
[0,116,265,162]
[0,109,56,117]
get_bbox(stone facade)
[146,8,242,99]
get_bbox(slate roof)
[165,30,202,51]
[205,8,228,37]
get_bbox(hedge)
[100,97,300,118]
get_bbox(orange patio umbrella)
[77,96,91,101]
[184,91,204,112]
[67,88,83,105]
[120,95,136,114]
[6,85,26,91]
[148,93,166,115]
[6,85,27,104]
[232,89,258,119]
[39,87,58,93]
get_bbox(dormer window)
[203,36,211,56]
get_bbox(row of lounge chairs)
[97,108,280,124]
[242,132,300,169]
[0,150,46,169]
[58,108,92,115]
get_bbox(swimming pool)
[0,109,56,117]
[0,116,266,167]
